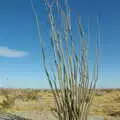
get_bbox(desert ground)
[0,88,119,120]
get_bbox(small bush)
[0,89,15,108]
[95,90,104,96]
[114,96,120,103]
[108,111,120,117]
[23,91,38,101]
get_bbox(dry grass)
[0,88,120,120]
[92,89,120,119]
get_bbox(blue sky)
[0,0,120,89]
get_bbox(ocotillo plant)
[31,0,99,120]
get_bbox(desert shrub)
[23,91,38,101]
[95,89,104,96]
[108,111,120,117]
[31,0,100,119]
[104,89,113,93]
[0,89,15,109]
[114,96,120,103]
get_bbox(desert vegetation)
[0,88,119,120]
[31,0,100,119]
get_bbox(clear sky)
[0,0,120,89]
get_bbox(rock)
[0,112,30,120]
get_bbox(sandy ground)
[0,111,120,120]
[14,111,105,120]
